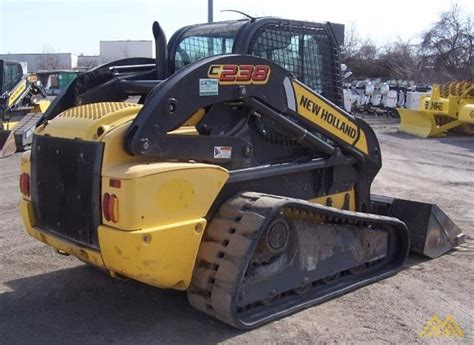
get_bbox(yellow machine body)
[398,81,474,138]
[20,102,230,290]
[19,101,357,290]
[7,79,27,108]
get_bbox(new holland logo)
[419,315,464,338]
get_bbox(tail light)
[19,173,30,197]
[102,192,119,223]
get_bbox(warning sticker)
[199,78,219,96]
[213,146,232,159]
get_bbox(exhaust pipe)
[152,21,168,80]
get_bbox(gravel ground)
[1,117,473,344]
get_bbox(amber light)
[19,173,30,197]
[102,192,119,223]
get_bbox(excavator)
[0,59,50,157]
[19,18,464,329]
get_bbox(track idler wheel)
[266,219,290,252]
[252,218,292,269]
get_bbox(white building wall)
[0,53,77,72]
[99,40,153,64]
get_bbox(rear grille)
[30,135,103,248]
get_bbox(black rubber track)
[187,192,410,329]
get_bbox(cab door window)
[3,63,23,92]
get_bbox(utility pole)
[208,0,213,23]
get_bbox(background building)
[0,53,78,73]
[0,40,153,73]
[77,55,101,70]
[99,40,153,64]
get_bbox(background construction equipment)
[0,60,50,157]
[398,81,474,137]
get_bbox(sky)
[0,0,473,55]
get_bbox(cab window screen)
[249,24,342,105]
[175,36,234,70]
[174,21,244,71]
[3,63,23,92]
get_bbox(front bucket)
[371,195,465,258]
[398,109,439,138]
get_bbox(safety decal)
[213,146,232,159]
[199,78,219,96]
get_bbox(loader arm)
[124,54,381,174]
[2,78,30,112]
[37,57,157,126]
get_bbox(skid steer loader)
[398,81,474,137]
[0,60,50,157]
[19,18,464,329]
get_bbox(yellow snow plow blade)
[398,109,462,138]
[398,81,474,138]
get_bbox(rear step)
[371,195,465,258]
[188,192,410,329]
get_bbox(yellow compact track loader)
[19,18,465,329]
[398,81,474,138]
[0,60,50,157]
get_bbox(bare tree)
[341,23,361,60]
[120,44,130,58]
[379,41,422,80]
[420,4,473,81]
[79,58,99,69]
[355,39,378,60]
[338,6,473,82]
[343,35,384,78]
[37,46,61,71]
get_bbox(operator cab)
[0,60,24,96]
[40,17,345,122]
[167,18,345,105]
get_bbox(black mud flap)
[371,195,465,258]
